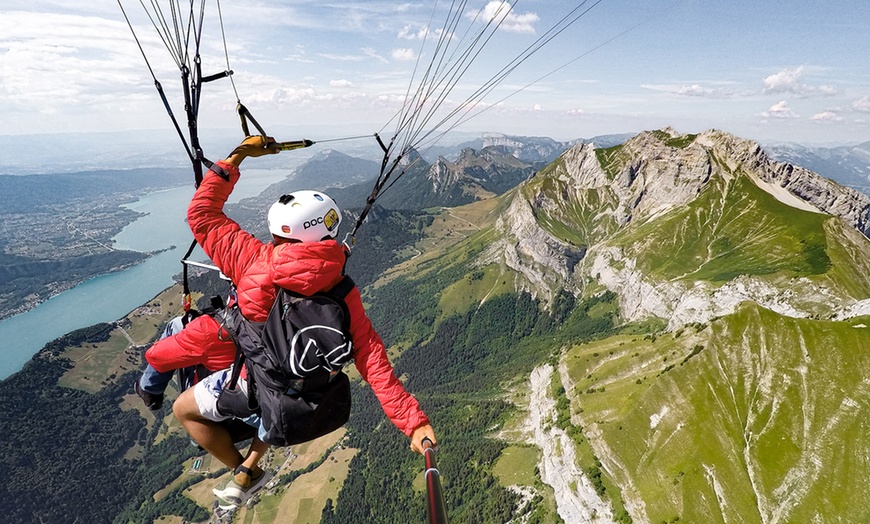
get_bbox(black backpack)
[217,276,356,446]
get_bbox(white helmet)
[267,190,341,243]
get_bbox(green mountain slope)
[563,303,870,523]
[359,127,870,523]
[616,174,833,281]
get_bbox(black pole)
[422,438,448,524]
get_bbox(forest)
[0,323,202,523]
[319,254,618,523]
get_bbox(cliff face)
[698,130,870,235]
[485,128,870,327]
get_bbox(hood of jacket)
[269,239,347,295]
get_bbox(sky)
[2,0,870,151]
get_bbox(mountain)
[418,132,566,164]
[333,127,870,522]
[478,133,577,163]
[491,128,870,323]
[236,149,379,207]
[6,126,870,523]
[248,132,597,214]
[381,126,870,522]
[329,144,546,212]
[290,149,380,190]
[420,131,618,164]
[765,140,870,195]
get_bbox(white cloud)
[762,66,837,97]
[852,96,870,113]
[318,53,366,62]
[0,11,170,114]
[391,48,416,61]
[763,66,804,92]
[319,47,388,64]
[398,23,455,45]
[362,47,388,64]
[811,111,842,122]
[399,25,430,40]
[641,83,739,98]
[761,100,799,119]
[472,1,539,34]
[330,79,353,88]
[284,44,312,63]
[676,84,712,96]
[241,85,319,107]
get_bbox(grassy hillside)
[617,174,833,281]
[522,173,621,248]
[562,303,870,523]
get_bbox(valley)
[4,128,870,523]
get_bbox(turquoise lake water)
[0,169,289,380]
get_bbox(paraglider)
[116,0,668,519]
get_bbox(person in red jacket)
[134,309,237,411]
[168,136,437,507]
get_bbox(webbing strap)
[180,238,199,311]
[329,275,356,300]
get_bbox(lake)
[0,168,292,380]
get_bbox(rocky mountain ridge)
[428,145,540,198]
[483,127,870,329]
[462,128,870,523]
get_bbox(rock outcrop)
[484,127,870,325]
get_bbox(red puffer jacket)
[145,314,236,374]
[183,161,429,437]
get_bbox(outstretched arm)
[187,136,279,282]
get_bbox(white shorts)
[193,367,250,422]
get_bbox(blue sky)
[2,0,869,146]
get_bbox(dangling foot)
[212,466,271,507]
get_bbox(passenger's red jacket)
[148,161,429,436]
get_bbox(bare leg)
[173,388,244,470]
[240,437,268,474]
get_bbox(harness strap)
[329,275,356,299]
[180,239,199,312]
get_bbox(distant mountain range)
[765,140,870,195]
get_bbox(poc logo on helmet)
[303,217,324,229]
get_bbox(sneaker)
[213,502,237,518]
[213,469,271,507]
[212,481,239,511]
[134,381,164,411]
